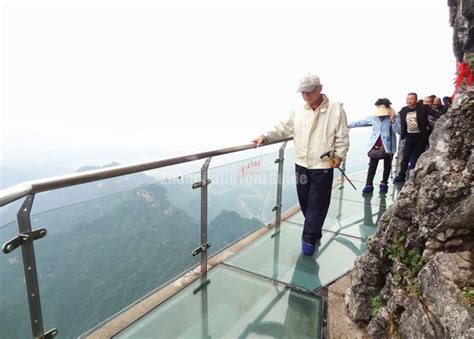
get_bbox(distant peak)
[104,161,120,168]
[76,161,121,172]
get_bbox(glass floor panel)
[115,265,322,339]
[288,211,379,240]
[289,196,388,225]
[288,198,388,240]
[332,180,400,206]
[226,222,366,291]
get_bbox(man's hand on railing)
[252,136,265,147]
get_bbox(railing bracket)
[43,328,58,338]
[271,230,281,239]
[272,204,282,212]
[2,228,47,254]
[193,279,211,295]
[192,179,211,189]
[192,243,211,257]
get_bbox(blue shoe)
[379,182,388,194]
[393,175,405,184]
[302,242,316,256]
[362,184,374,194]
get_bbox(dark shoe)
[362,184,374,194]
[379,182,388,194]
[302,241,316,256]
[393,175,405,184]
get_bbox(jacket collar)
[304,94,329,113]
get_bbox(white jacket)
[262,95,350,169]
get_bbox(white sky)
[1,0,456,171]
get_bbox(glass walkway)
[111,172,396,338]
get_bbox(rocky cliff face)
[450,0,474,62]
[345,2,474,338]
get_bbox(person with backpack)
[348,98,400,194]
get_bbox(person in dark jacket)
[441,96,452,114]
[393,92,440,183]
[433,97,443,112]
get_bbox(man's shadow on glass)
[238,250,321,338]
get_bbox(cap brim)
[297,85,317,93]
[373,106,391,116]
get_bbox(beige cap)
[373,105,394,116]
[297,73,321,93]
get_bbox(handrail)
[0,137,293,207]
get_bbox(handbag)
[367,145,387,159]
[367,121,391,159]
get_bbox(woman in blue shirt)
[348,98,401,193]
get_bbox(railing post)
[271,142,286,280]
[273,142,287,229]
[200,158,211,274]
[2,195,57,339]
[192,157,212,274]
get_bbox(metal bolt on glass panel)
[1,195,57,339]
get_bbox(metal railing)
[0,137,292,339]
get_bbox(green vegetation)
[385,234,424,300]
[393,272,402,286]
[461,288,474,306]
[385,234,406,261]
[408,281,422,296]
[371,295,384,317]
[385,234,423,277]
[404,250,422,272]
[457,280,474,307]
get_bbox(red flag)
[452,62,473,100]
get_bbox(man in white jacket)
[252,73,350,256]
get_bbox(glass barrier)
[3,171,202,338]
[206,151,278,257]
[281,147,298,214]
[0,221,32,338]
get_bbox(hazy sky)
[1,0,455,172]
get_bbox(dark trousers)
[399,137,428,177]
[366,155,392,185]
[295,164,334,245]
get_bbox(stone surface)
[367,307,391,338]
[398,296,439,339]
[328,275,368,339]
[418,251,473,339]
[451,0,474,61]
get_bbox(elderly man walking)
[253,73,350,256]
